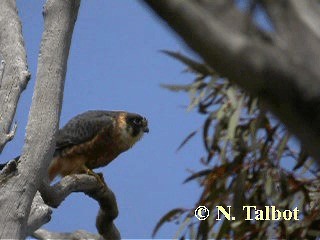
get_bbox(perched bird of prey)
[0,110,149,182]
[48,110,149,181]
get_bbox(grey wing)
[54,111,116,154]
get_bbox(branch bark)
[27,192,52,236]
[142,0,320,163]
[33,229,101,240]
[0,0,30,152]
[0,0,80,238]
[261,0,320,72]
[39,174,121,240]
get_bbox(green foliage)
[155,51,320,239]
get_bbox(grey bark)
[142,0,320,163]
[39,174,121,240]
[33,229,102,240]
[0,0,30,152]
[0,0,80,238]
[27,192,52,236]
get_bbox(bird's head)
[115,111,149,149]
[125,113,149,137]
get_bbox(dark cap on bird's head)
[125,112,149,137]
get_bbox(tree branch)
[39,174,108,208]
[0,54,5,89]
[27,192,52,236]
[142,0,320,163]
[87,183,120,240]
[33,228,102,240]
[39,174,120,240]
[0,0,30,152]
[291,0,320,39]
[0,0,80,238]
[197,0,273,42]
[261,0,320,72]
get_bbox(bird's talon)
[86,169,105,186]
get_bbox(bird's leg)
[84,167,106,186]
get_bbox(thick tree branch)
[291,0,320,39]
[33,229,101,240]
[142,0,320,163]
[27,192,52,236]
[87,184,120,240]
[0,55,5,89]
[0,0,80,238]
[39,174,120,240]
[197,0,273,42]
[0,0,30,152]
[40,174,108,208]
[261,0,320,72]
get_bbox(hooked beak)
[142,117,149,133]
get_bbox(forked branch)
[38,174,120,240]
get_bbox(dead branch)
[0,0,80,238]
[27,192,52,236]
[33,228,102,240]
[0,0,30,152]
[39,174,120,240]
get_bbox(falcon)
[48,110,149,181]
[0,110,149,182]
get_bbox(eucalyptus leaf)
[177,130,197,152]
[152,208,187,237]
[276,132,290,162]
[161,50,213,75]
[227,96,243,141]
[226,87,237,109]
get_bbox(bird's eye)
[133,118,142,125]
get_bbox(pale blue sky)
[2,1,207,238]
